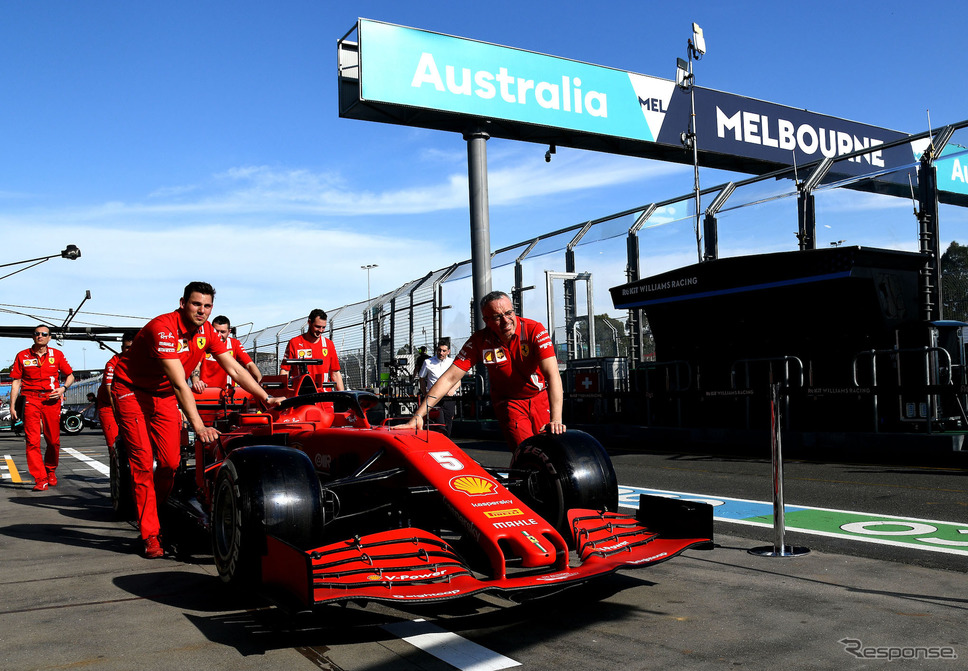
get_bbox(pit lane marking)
[3,454,22,483]
[619,485,968,556]
[62,448,110,476]
[381,618,520,670]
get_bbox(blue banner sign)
[349,20,958,200]
[359,19,676,143]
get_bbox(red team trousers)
[111,379,182,540]
[492,393,551,449]
[98,406,119,448]
[21,392,62,484]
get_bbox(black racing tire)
[62,412,84,435]
[211,445,325,586]
[510,430,618,543]
[109,439,135,520]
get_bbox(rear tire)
[510,430,618,542]
[211,446,324,586]
[109,439,135,520]
[62,412,84,435]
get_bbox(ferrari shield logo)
[195,336,206,349]
[321,348,328,357]
[48,357,56,365]
[520,343,530,357]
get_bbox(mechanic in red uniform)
[8,325,75,490]
[112,282,282,558]
[95,330,136,448]
[190,315,262,392]
[280,308,344,390]
[398,291,565,449]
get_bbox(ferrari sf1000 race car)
[111,369,713,611]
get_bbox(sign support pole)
[465,127,492,333]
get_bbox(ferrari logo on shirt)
[321,348,328,357]
[520,343,530,357]
[195,336,206,350]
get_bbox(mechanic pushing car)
[96,330,136,449]
[399,290,565,449]
[8,324,75,491]
[112,282,283,558]
[190,315,262,392]
[280,308,344,390]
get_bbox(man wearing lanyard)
[417,340,459,436]
[112,282,282,558]
[399,291,565,449]
[190,315,262,392]
[8,325,75,490]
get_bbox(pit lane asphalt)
[1,430,965,670]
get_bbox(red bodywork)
[191,377,711,608]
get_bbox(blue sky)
[2,0,967,371]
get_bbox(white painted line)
[62,447,109,476]
[381,618,520,671]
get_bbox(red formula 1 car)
[111,371,713,611]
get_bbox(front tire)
[211,446,325,586]
[510,430,618,542]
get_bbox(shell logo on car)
[450,475,497,496]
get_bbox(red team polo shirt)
[10,347,73,394]
[199,336,254,388]
[96,353,120,407]
[452,316,555,402]
[282,334,341,381]
[114,311,228,395]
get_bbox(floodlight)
[60,245,81,260]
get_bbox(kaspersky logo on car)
[449,475,497,496]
